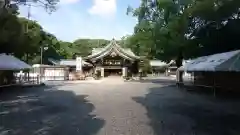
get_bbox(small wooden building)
[149,60,167,75]
[48,58,93,80]
[83,39,140,77]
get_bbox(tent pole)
[213,72,216,97]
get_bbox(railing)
[0,75,41,88]
[15,75,41,85]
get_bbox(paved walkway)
[1,77,240,135]
[101,76,125,84]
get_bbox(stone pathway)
[1,77,240,135]
[101,76,125,84]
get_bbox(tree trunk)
[176,50,183,68]
[176,50,183,83]
[27,53,29,81]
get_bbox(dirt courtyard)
[1,77,240,135]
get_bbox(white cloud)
[18,0,136,42]
[59,0,79,5]
[88,0,117,17]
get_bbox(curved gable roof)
[84,39,140,61]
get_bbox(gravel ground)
[1,77,240,135]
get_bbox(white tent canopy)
[48,58,93,67]
[182,50,240,72]
[0,53,32,70]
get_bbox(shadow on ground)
[183,85,240,100]
[0,85,105,135]
[132,84,240,135]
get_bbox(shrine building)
[83,39,140,77]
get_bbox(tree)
[0,12,23,54]
[0,0,58,14]
[187,0,240,56]
[57,41,75,59]
[72,39,109,57]
[17,18,43,59]
[127,0,189,66]
[128,0,240,68]
[122,29,154,58]
[0,14,66,64]
[0,0,60,64]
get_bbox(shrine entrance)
[104,68,122,77]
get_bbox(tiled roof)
[85,39,140,61]
[92,48,136,57]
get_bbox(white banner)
[76,57,82,71]
[122,67,127,77]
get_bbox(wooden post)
[213,72,216,97]
[37,75,39,84]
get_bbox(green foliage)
[121,21,155,59]
[0,12,23,54]
[127,0,240,67]
[187,0,240,56]
[0,0,58,13]
[57,41,74,59]
[72,39,109,56]
[0,13,65,64]
[0,0,61,64]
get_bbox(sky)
[19,0,140,42]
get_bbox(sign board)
[76,57,82,71]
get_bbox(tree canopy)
[126,0,240,67]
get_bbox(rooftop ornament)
[110,52,117,57]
